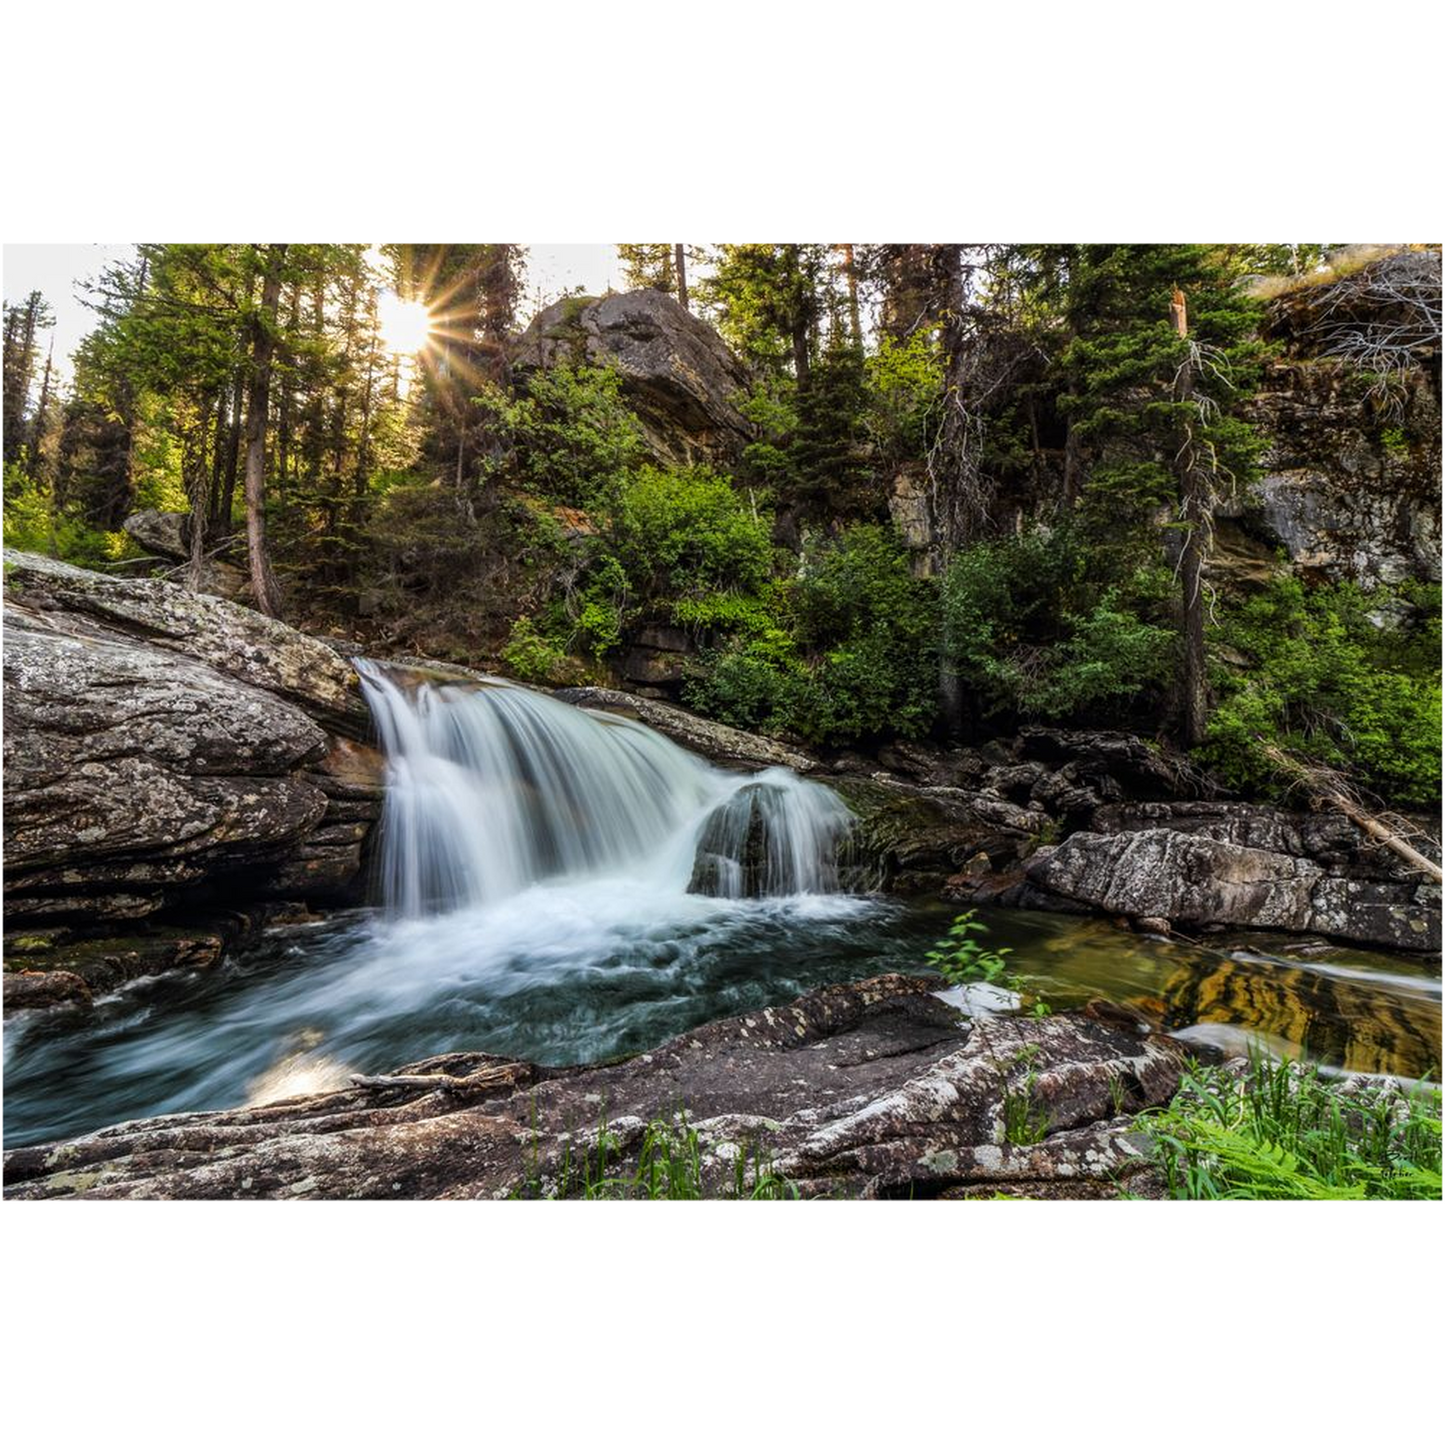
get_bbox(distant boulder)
[512,289,753,466]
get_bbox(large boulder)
[4,549,369,736]
[512,289,753,466]
[3,553,384,985]
[2,974,1191,1199]
[1026,828,1439,953]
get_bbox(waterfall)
[355,661,854,917]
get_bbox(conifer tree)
[1055,244,1265,742]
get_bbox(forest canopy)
[3,241,1440,807]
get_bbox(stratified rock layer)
[1027,828,1439,953]
[3,551,384,992]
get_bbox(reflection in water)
[4,897,1438,1149]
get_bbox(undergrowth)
[512,1108,798,1200]
[1138,1055,1442,1200]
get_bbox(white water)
[354,661,856,916]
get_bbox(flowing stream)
[3,670,1440,1148]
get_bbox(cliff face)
[1226,250,1442,589]
[1231,355,1440,588]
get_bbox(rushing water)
[3,672,1440,1148]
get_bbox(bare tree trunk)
[841,243,862,345]
[674,244,689,311]
[1171,289,1208,748]
[28,336,54,473]
[244,244,288,618]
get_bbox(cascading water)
[4,665,905,1148]
[355,660,855,915]
[8,664,1438,1149]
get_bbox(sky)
[2,243,628,384]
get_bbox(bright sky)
[2,243,629,384]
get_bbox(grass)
[1137,1055,1442,1200]
[512,1107,799,1200]
[1245,244,1410,300]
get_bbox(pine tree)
[1056,244,1266,743]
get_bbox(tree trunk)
[841,243,862,345]
[220,369,244,535]
[28,336,55,474]
[1171,292,1208,749]
[675,244,689,311]
[243,244,288,618]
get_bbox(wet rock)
[3,970,93,1010]
[3,556,385,964]
[1027,828,1439,953]
[834,775,1049,893]
[553,686,817,773]
[512,290,752,467]
[2,975,1190,1200]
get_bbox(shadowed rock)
[1027,828,1439,953]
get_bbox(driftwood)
[348,1063,526,1095]
[1262,743,1443,884]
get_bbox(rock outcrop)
[3,974,1191,1200]
[120,509,250,601]
[3,551,383,1003]
[1026,828,1439,953]
[554,685,818,773]
[1237,357,1440,586]
[512,289,753,466]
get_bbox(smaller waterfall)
[355,661,855,917]
[687,776,854,899]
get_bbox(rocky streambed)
[5,974,1193,1200]
[3,550,1440,1194]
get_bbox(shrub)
[474,362,646,510]
[1201,575,1442,807]
[940,523,1175,723]
[609,463,775,624]
[684,524,938,747]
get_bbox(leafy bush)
[684,524,938,746]
[1201,575,1442,806]
[474,362,646,510]
[865,330,943,462]
[1140,1055,1442,1200]
[2,463,130,567]
[608,463,775,625]
[940,523,1175,723]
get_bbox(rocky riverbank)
[3,548,1439,1018]
[3,973,1193,1199]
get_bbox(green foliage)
[1139,1054,1442,1200]
[1202,574,1442,806]
[501,617,576,685]
[925,910,1014,987]
[1379,424,1409,456]
[941,523,1176,723]
[864,331,944,463]
[788,340,876,518]
[608,463,774,625]
[1001,1074,1051,1145]
[923,910,1054,1018]
[684,525,938,746]
[475,362,646,510]
[513,1109,797,1200]
[2,462,130,567]
[1055,244,1267,533]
